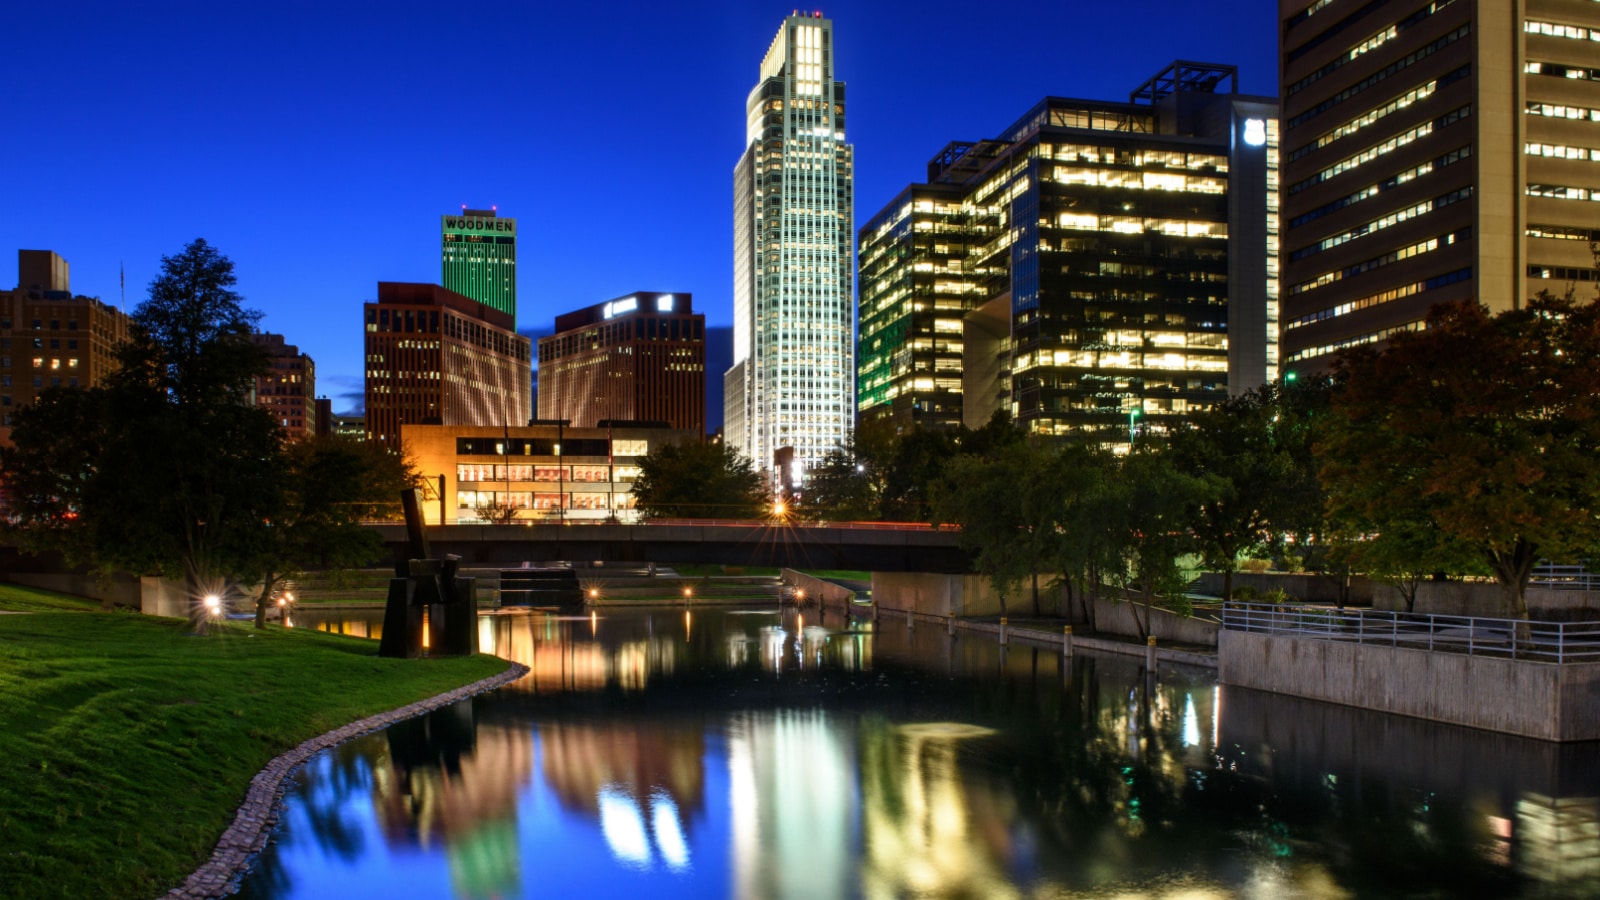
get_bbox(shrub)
[1239,558,1272,574]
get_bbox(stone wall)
[1372,581,1600,619]
[1219,629,1600,741]
[1195,571,1376,604]
[1091,595,1220,647]
[781,569,856,609]
[871,571,1006,616]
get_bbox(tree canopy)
[630,439,767,519]
[1318,295,1600,617]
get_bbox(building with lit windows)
[1279,0,1600,371]
[401,422,696,524]
[537,292,705,432]
[442,208,517,322]
[0,249,130,443]
[860,63,1278,437]
[363,282,532,451]
[251,333,315,439]
[728,12,855,482]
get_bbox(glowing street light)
[1128,406,1142,444]
[203,594,222,616]
[773,500,788,518]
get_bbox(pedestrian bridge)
[371,521,971,574]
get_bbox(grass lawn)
[0,600,508,900]
[0,583,104,612]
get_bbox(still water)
[238,607,1600,899]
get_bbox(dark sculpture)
[379,489,479,658]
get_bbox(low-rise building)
[401,421,697,525]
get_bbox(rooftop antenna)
[119,261,125,312]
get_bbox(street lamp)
[1128,407,1142,444]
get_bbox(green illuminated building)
[442,208,517,322]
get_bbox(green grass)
[0,605,508,900]
[799,570,871,582]
[0,584,103,612]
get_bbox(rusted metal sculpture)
[379,489,478,658]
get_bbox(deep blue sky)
[3,1,1276,414]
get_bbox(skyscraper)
[860,64,1278,437]
[442,208,517,322]
[728,12,855,484]
[1279,0,1600,372]
[538,292,706,432]
[363,282,532,451]
[251,333,316,439]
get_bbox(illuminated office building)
[442,208,517,322]
[860,63,1278,437]
[0,249,130,442]
[1279,0,1600,371]
[537,292,705,432]
[728,12,855,482]
[251,333,316,439]
[363,282,532,451]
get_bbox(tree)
[1164,376,1331,601]
[2,240,283,626]
[248,436,416,628]
[1047,441,1119,626]
[932,441,1060,617]
[631,440,767,519]
[1318,295,1600,619]
[800,445,881,522]
[1103,447,1216,640]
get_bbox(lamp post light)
[1128,407,1142,444]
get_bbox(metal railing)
[1529,562,1600,591]
[1222,601,1600,664]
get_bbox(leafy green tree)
[248,436,417,627]
[1165,376,1331,601]
[3,240,284,625]
[1047,441,1119,625]
[800,445,881,522]
[932,440,1060,616]
[631,439,767,519]
[1103,447,1217,639]
[1318,295,1600,619]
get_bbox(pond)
[236,606,1600,899]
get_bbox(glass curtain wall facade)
[728,13,855,483]
[442,209,518,323]
[861,65,1277,439]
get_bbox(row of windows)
[457,491,633,512]
[1289,106,1473,194]
[1527,184,1600,201]
[1290,186,1473,260]
[1288,146,1472,229]
[1290,228,1470,295]
[1525,142,1600,162]
[1285,320,1424,363]
[1286,22,1472,128]
[1525,20,1600,42]
[0,318,81,331]
[1529,266,1600,282]
[0,376,81,398]
[454,437,647,457]
[1527,224,1600,241]
[1526,61,1600,82]
[1284,267,1471,331]
[456,463,641,483]
[1288,66,1469,163]
[1527,102,1600,122]
[1285,0,1461,98]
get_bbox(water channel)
[236,606,1600,899]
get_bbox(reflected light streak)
[652,792,691,872]
[598,785,652,870]
[1183,695,1201,748]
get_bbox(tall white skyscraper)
[728,12,855,486]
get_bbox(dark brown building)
[0,250,130,443]
[252,333,316,439]
[1279,0,1600,372]
[363,282,532,452]
[537,292,705,432]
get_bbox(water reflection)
[244,607,1600,899]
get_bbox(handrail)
[1221,601,1600,664]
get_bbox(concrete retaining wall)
[871,571,1007,616]
[6,572,141,608]
[1092,595,1219,647]
[1219,629,1600,741]
[140,577,191,618]
[1372,581,1600,619]
[781,569,855,609]
[1196,572,1376,605]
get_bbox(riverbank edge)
[160,659,531,900]
[872,606,1220,668]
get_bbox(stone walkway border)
[162,660,531,900]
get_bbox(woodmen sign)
[442,216,516,235]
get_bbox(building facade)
[442,208,517,322]
[251,333,316,439]
[401,422,696,524]
[728,12,855,481]
[0,250,130,441]
[537,292,705,432]
[363,282,532,451]
[860,64,1278,438]
[1279,0,1600,371]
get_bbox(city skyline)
[2,1,1275,416]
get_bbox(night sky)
[3,1,1276,418]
